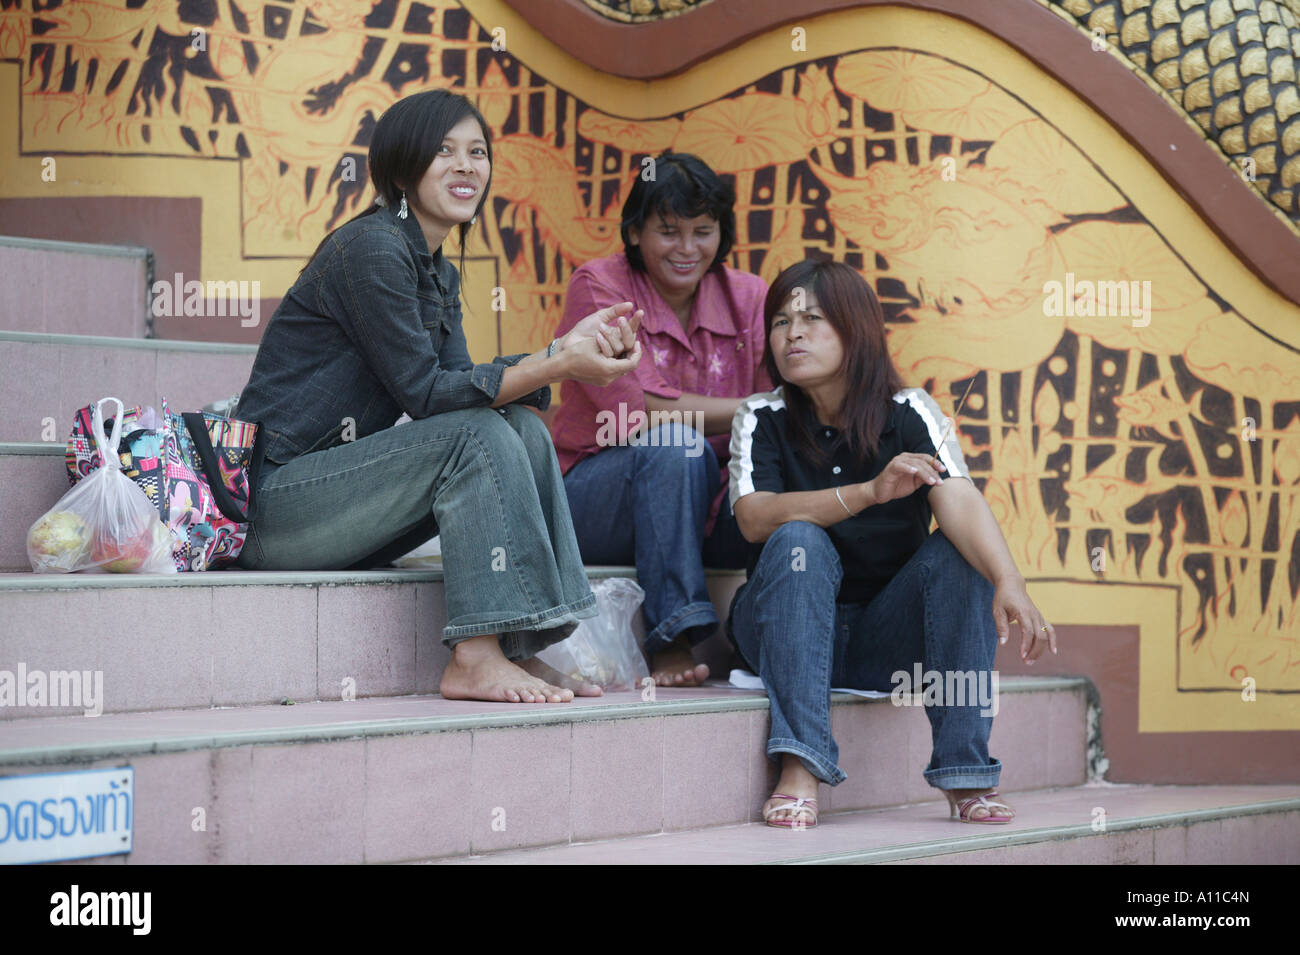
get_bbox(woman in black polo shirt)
[727,259,1056,828]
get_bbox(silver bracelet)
[546,338,559,359]
[834,486,856,517]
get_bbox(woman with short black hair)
[728,258,1057,828]
[550,151,770,686]
[236,89,645,704]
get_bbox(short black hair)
[303,89,492,274]
[620,152,736,273]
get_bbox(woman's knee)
[403,405,501,439]
[753,521,842,588]
[432,406,533,473]
[342,408,516,475]
[499,405,554,457]
[765,521,838,564]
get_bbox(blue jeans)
[563,424,749,657]
[727,521,1002,790]
[235,405,597,658]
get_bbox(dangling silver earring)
[470,215,478,225]
[397,191,408,219]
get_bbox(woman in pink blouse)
[550,152,770,686]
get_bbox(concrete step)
[0,330,255,443]
[0,443,64,571]
[442,783,1300,865]
[0,567,746,716]
[0,236,150,338]
[0,677,1089,863]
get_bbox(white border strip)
[728,388,786,505]
[896,387,967,479]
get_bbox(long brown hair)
[762,259,903,468]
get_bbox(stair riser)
[0,687,1087,863]
[881,809,1300,865]
[0,453,64,571]
[0,339,254,443]
[0,581,450,715]
[0,576,745,715]
[0,246,148,338]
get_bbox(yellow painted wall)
[2,0,1297,731]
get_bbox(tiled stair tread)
[0,442,63,454]
[0,330,258,352]
[0,235,151,258]
[0,566,742,589]
[0,677,1084,763]
[441,785,1300,865]
[0,567,449,588]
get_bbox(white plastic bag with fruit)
[27,397,176,575]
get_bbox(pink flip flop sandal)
[763,793,819,829]
[945,789,1015,824]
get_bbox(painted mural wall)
[1,0,1297,735]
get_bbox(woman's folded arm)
[644,392,746,436]
[733,484,876,543]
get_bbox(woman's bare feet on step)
[520,656,604,697]
[651,637,709,686]
[764,754,819,828]
[440,634,574,703]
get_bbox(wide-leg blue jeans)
[563,423,749,657]
[235,405,597,658]
[727,521,1002,790]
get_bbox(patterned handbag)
[65,397,264,571]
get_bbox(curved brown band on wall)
[503,0,1300,310]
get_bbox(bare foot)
[439,635,574,703]
[764,754,819,828]
[651,638,709,687]
[947,787,1016,821]
[519,656,604,697]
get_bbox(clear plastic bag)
[393,534,441,568]
[27,397,177,575]
[535,577,649,690]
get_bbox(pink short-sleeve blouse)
[550,252,771,533]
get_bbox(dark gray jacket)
[237,204,548,469]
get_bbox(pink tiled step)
[0,236,150,338]
[0,443,63,571]
[0,679,1089,863]
[0,568,746,715]
[442,784,1300,865]
[0,331,256,442]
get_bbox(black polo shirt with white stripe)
[728,387,971,605]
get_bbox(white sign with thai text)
[0,767,133,864]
